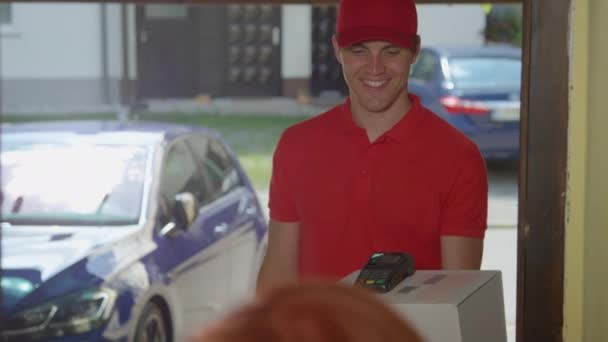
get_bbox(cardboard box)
[342,270,507,342]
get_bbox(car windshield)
[1,135,150,226]
[449,57,521,89]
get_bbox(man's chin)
[361,101,391,113]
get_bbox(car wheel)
[134,302,169,342]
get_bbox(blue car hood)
[1,225,149,313]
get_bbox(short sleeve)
[440,145,488,238]
[268,130,300,222]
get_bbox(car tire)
[134,302,170,342]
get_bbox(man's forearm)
[440,236,484,269]
[256,256,298,291]
[256,219,301,291]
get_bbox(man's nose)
[367,54,386,74]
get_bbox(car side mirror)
[173,192,198,228]
[160,192,199,237]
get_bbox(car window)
[183,135,216,205]
[159,140,207,221]
[0,138,148,226]
[448,57,521,89]
[208,139,244,196]
[410,50,438,82]
[187,136,243,201]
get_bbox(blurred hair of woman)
[191,280,423,342]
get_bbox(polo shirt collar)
[336,93,427,143]
[338,98,361,134]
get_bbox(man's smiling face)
[333,39,418,115]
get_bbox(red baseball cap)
[336,0,418,49]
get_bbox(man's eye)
[350,47,366,54]
[385,48,402,55]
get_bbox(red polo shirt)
[269,94,487,279]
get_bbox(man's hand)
[256,220,301,291]
[440,236,484,269]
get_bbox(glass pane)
[449,57,521,89]
[1,138,149,225]
[0,4,12,24]
[161,142,199,200]
[145,5,188,19]
[410,52,437,81]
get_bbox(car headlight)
[2,287,117,341]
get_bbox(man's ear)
[412,35,422,62]
[332,35,343,65]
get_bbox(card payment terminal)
[355,252,415,293]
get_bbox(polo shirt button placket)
[361,145,371,177]
[360,146,374,252]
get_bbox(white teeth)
[363,80,387,88]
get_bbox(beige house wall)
[565,0,608,341]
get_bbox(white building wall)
[417,4,485,47]
[281,5,311,79]
[1,3,101,79]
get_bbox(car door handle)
[245,206,257,215]
[214,223,228,235]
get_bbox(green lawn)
[1,112,310,190]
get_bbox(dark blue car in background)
[1,121,268,341]
[409,45,522,160]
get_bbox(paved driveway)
[484,163,518,341]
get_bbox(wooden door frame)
[516,0,568,340]
[8,1,570,341]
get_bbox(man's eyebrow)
[349,44,366,49]
[382,44,401,50]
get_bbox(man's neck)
[351,93,412,143]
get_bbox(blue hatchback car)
[409,45,522,160]
[1,121,268,342]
